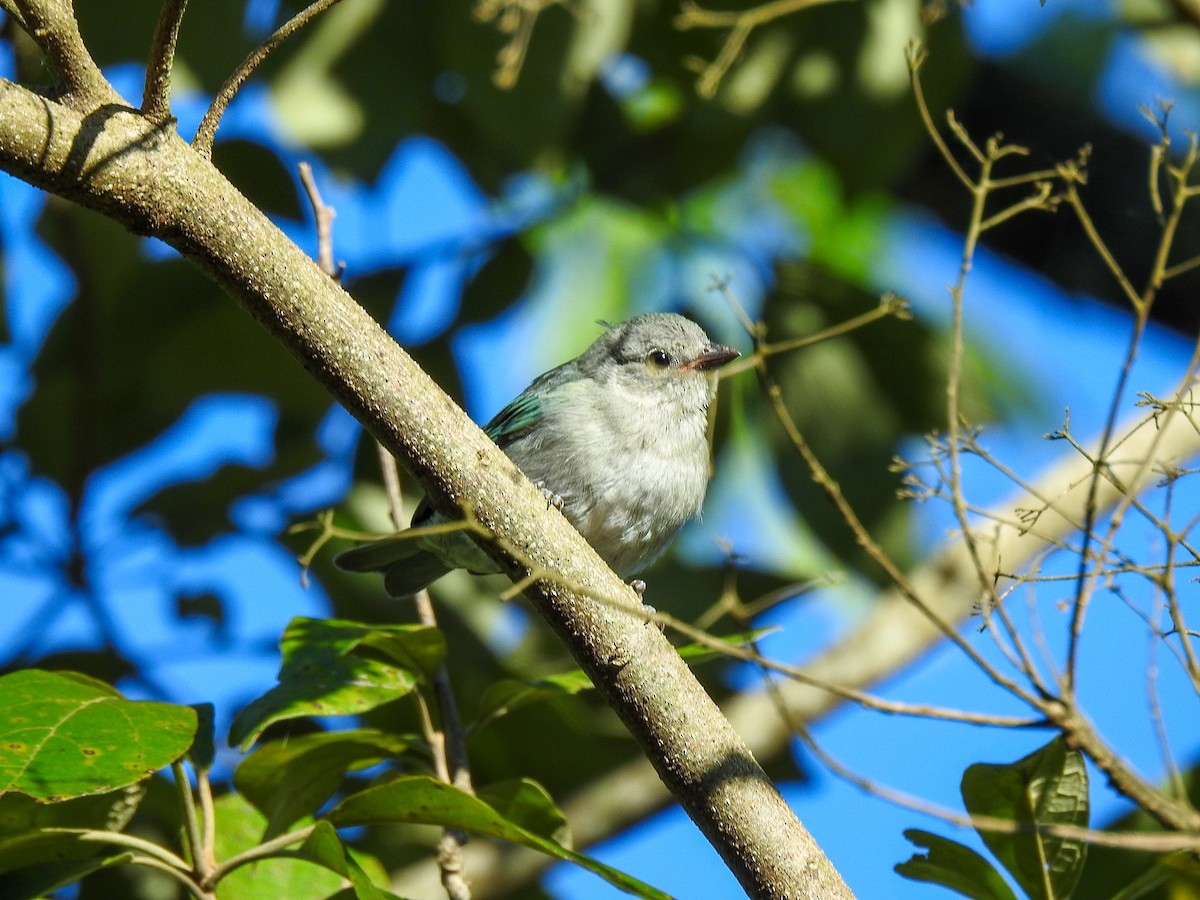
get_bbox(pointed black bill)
[681,344,740,372]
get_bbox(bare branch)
[676,0,849,98]
[12,0,120,108]
[193,0,346,158]
[297,161,341,280]
[376,442,475,900]
[142,0,189,121]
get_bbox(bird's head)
[581,313,739,412]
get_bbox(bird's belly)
[558,449,708,576]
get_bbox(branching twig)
[12,0,121,108]
[792,718,1200,853]
[193,0,346,158]
[172,761,205,875]
[473,0,579,89]
[202,824,317,888]
[376,442,476,900]
[297,162,342,280]
[675,0,849,98]
[142,0,189,121]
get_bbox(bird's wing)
[481,389,544,450]
[409,367,569,526]
[334,534,422,571]
[404,386,545,528]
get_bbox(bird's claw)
[534,481,565,511]
[629,579,647,597]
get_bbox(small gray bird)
[336,313,739,596]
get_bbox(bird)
[335,312,739,596]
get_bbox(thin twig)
[375,442,475,900]
[12,0,120,108]
[202,825,317,888]
[172,761,204,872]
[125,854,211,900]
[142,0,189,121]
[197,768,217,877]
[791,717,1200,853]
[56,829,193,872]
[675,0,849,98]
[750,325,1043,707]
[1145,595,1189,807]
[193,0,346,158]
[298,162,341,279]
[907,43,973,191]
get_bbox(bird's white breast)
[506,377,712,576]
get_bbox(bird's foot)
[534,481,565,511]
[629,579,647,597]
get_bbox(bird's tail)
[334,537,451,597]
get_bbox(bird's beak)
[681,344,740,372]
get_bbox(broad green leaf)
[0,828,139,876]
[281,619,445,682]
[473,670,595,729]
[235,729,410,838]
[0,783,146,836]
[895,829,1018,900]
[961,736,1089,900]
[0,670,197,800]
[329,776,670,899]
[189,703,216,773]
[0,851,134,900]
[212,793,345,900]
[229,619,443,749]
[471,630,774,730]
[297,821,403,900]
[476,779,570,848]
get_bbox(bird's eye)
[645,349,672,370]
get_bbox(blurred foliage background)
[4,0,1200,897]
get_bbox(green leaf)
[961,736,1089,900]
[472,670,595,729]
[329,776,671,899]
[0,851,134,900]
[235,730,410,838]
[189,703,216,773]
[674,629,780,665]
[476,779,570,847]
[229,619,443,749]
[212,793,345,900]
[0,783,146,836]
[0,670,197,800]
[0,828,133,876]
[0,785,150,888]
[895,829,1018,900]
[471,631,773,730]
[296,821,403,900]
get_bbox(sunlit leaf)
[296,821,401,900]
[961,736,1089,900]
[229,619,443,749]
[330,775,670,899]
[895,829,1018,900]
[235,729,410,838]
[212,793,345,900]
[0,671,196,801]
